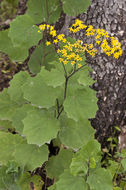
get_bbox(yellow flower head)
[59,58,63,62]
[78,63,82,68]
[57,49,61,53]
[63,60,68,65]
[46,41,51,46]
[57,34,65,41]
[50,30,57,37]
[39,24,46,31]
[53,39,58,44]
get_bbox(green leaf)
[15,172,44,190]
[46,149,74,181]
[17,172,44,190]
[0,29,28,61]
[113,187,122,190]
[39,67,65,88]
[70,140,101,177]
[61,0,91,16]
[121,158,126,171]
[0,120,14,132]
[8,71,29,103]
[0,89,19,120]
[6,160,19,174]
[23,109,60,146]
[114,126,121,132]
[26,0,62,24]
[55,171,88,190]
[0,168,44,190]
[22,73,61,108]
[77,66,96,86]
[87,168,113,190]
[8,15,42,49]
[0,165,16,189]
[70,155,88,177]
[0,132,49,170]
[0,131,24,165]
[90,157,96,169]
[64,88,98,121]
[108,160,120,178]
[11,104,35,134]
[48,184,56,190]
[14,144,48,171]
[59,114,95,149]
[28,44,58,74]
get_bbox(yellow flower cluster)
[38,20,122,69]
[38,24,57,37]
[56,40,97,68]
[38,24,67,44]
[69,19,123,59]
[86,25,95,36]
[69,19,87,33]
[38,23,93,68]
[56,40,85,68]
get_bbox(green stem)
[56,98,60,115]
[64,77,68,100]
[57,107,64,119]
[67,63,87,79]
[85,160,90,181]
[113,162,121,185]
[56,63,87,119]
[62,62,67,78]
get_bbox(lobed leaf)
[0,29,28,61]
[17,173,44,190]
[0,89,19,120]
[77,66,96,86]
[59,114,95,149]
[61,0,91,16]
[8,71,29,103]
[0,120,14,132]
[64,88,98,122]
[26,0,62,24]
[11,104,35,134]
[8,15,42,49]
[39,67,65,88]
[55,171,88,190]
[22,73,61,108]
[23,109,60,146]
[14,143,48,171]
[46,149,74,181]
[0,132,48,171]
[70,140,101,177]
[28,44,58,74]
[87,168,113,190]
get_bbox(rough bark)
[79,0,126,146]
[59,0,126,147]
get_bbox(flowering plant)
[0,0,124,189]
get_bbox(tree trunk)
[79,0,126,146]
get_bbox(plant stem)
[56,63,87,119]
[56,98,60,115]
[64,77,68,100]
[85,160,90,181]
[62,62,67,78]
[57,107,64,119]
[67,63,87,79]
